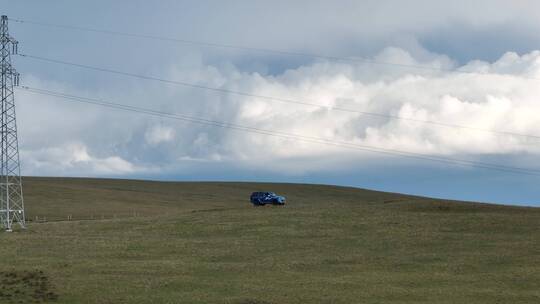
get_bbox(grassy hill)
[1,177,539,303]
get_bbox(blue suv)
[250,192,286,206]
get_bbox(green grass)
[1,177,539,303]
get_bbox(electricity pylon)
[0,15,25,231]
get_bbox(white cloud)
[225,49,540,161]
[14,46,540,176]
[21,143,141,176]
[145,125,175,145]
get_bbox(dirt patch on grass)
[0,270,58,303]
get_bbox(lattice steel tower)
[0,15,25,231]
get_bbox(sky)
[2,0,540,205]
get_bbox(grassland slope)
[0,177,538,303]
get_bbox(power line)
[16,53,540,142]
[11,17,468,73]
[15,85,540,176]
[11,17,540,84]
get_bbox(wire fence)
[28,212,146,223]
